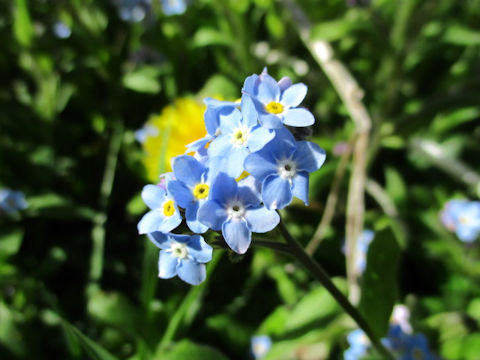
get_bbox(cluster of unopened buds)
[138,69,326,285]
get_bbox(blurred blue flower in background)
[250,335,272,359]
[134,124,159,144]
[441,199,480,242]
[344,329,369,360]
[114,0,151,22]
[0,189,28,214]
[355,229,374,273]
[52,21,71,39]
[160,0,187,15]
[148,232,212,285]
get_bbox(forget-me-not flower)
[0,189,28,214]
[244,128,326,210]
[250,335,272,359]
[148,232,212,285]
[242,69,315,129]
[344,329,369,360]
[208,95,275,178]
[161,0,187,16]
[198,173,279,254]
[137,182,182,234]
[441,199,480,242]
[168,155,215,233]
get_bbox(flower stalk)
[276,218,395,360]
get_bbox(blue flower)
[441,199,480,242]
[135,124,159,144]
[250,335,272,359]
[137,182,182,234]
[208,95,275,178]
[52,22,71,39]
[344,329,369,360]
[355,229,374,273]
[198,173,279,254]
[161,0,187,15]
[0,189,28,214]
[400,333,435,360]
[114,0,151,23]
[244,128,326,210]
[242,69,315,129]
[148,232,212,285]
[168,155,214,233]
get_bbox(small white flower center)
[230,126,249,147]
[277,159,297,179]
[227,201,246,220]
[170,242,188,259]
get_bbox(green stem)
[277,219,394,360]
[87,120,123,297]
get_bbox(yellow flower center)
[459,216,470,224]
[162,200,175,217]
[265,101,284,114]
[231,127,249,146]
[193,183,209,200]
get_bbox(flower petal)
[177,259,206,285]
[245,206,279,233]
[141,184,167,210]
[168,180,192,208]
[293,141,327,173]
[158,251,179,279]
[281,83,307,108]
[222,218,251,254]
[247,126,275,153]
[256,73,280,103]
[186,202,208,233]
[171,155,205,186]
[210,172,238,204]
[244,151,277,181]
[208,134,232,158]
[292,171,309,205]
[186,235,213,263]
[198,200,227,231]
[282,108,315,127]
[148,232,172,250]
[138,211,163,234]
[259,113,284,129]
[262,175,293,210]
[241,95,259,128]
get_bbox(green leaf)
[27,193,97,220]
[0,302,25,357]
[192,28,231,48]
[462,333,480,359]
[60,319,118,360]
[198,74,239,100]
[444,25,480,46]
[284,278,345,332]
[122,66,162,94]
[266,11,285,39]
[257,306,288,336]
[385,167,406,208]
[13,0,34,47]
[0,228,24,258]
[157,340,229,360]
[359,227,400,339]
[87,291,142,337]
[267,265,298,306]
[310,20,353,42]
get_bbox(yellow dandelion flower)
[142,98,207,182]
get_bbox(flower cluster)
[440,199,480,243]
[0,189,28,215]
[138,69,326,285]
[344,305,436,360]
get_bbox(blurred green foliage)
[1,0,480,359]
